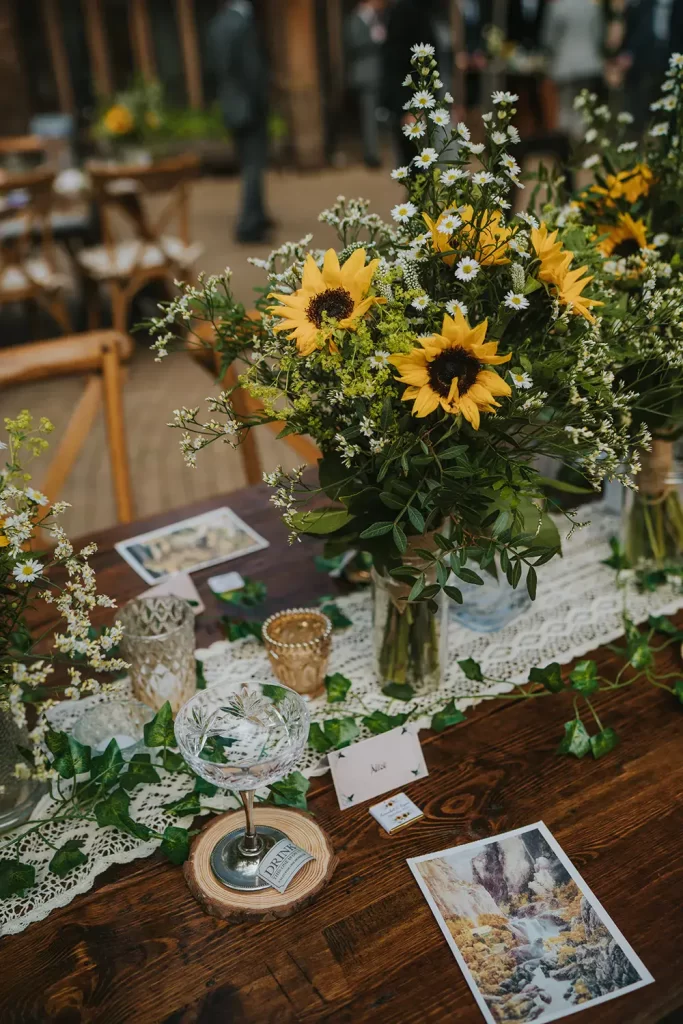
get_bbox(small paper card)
[142,572,205,616]
[207,571,245,595]
[408,821,654,1024]
[370,792,423,833]
[328,725,428,810]
[258,839,314,893]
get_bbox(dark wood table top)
[1,484,681,1024]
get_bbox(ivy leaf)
[362,710,409,734]
[590,727,619,759]
[629,640,653,670]
[0,859,35,899]
[45,729,91,779]
[196,658,207,690]
[159,749,185,772]
[673,679,683,704]
[269,771,310,810]
[569,660,599,694]
[602,536,631,571]
[458,658,484,682]
[648,614,683,638]
[381,682,415,701]
[431,701,466,733]
[215,577,267,608]
[119,753,162,792]
[49,839,88,878]
[143,702,176,748]
[308,717,359,752]
[159,825,191,865]
[193,774,218,797]
[221,616,264,643]
[325,672,352,703]
[557,719,591,758]
[164,792,202,817]
[199,736,235,764]
[89,738,124,786]
[320,599,352,629]
[529,663,564,693]
[94,788,152,840]
[262,683,288,703]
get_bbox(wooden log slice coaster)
[184,806,338,922]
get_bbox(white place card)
[370,792,424,834]
[142,572,205,615]
[207,571,245,595]
[328,725,428,810]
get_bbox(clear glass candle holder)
[118,596,196,712]
[262,608,332,699]
[71,699,155,757]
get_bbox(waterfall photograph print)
[408,823,653,1024]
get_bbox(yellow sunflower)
[389,311,511,429]
[268,248,384,356]
[530,223,603,323]
[590,163,653,206]
[103,104,134,136]
[596,213,650,258]
[0,520,8,548]
[423,206,511,268]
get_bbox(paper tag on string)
[258,839,314,893]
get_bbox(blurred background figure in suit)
[345,1,388,169]
[541,0,605,142]
[209,0,272,243]
[623,0,678,130]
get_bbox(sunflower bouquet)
[566,53,683,568]
[150,46,643,690]
[93,79,164,157]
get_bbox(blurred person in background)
[345,1,388,168]
[381,0,441,166]
[541,0,605,142]
[209,0,272,243]
[622,0,679,130]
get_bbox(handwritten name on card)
[328,725,428,810]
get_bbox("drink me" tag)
[257,839,314,893]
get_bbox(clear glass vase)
[623,439,683,568]
[449,555,531,633]
[0,707,44,834]
[371,547,448,693]
[118,596,196,712]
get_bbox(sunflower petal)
[302,254,324,291]
[322,249,342,288]
[477,370,512,396]
[412,385,441,417]
[459,395,481,430]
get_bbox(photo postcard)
[408,821,652,1024]
[116,506,269,584]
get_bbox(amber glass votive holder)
[262,608,332,699]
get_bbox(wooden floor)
[0,485,681,1023]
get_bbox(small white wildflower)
[445,299,468,318]
[584,128,598,143]
[500,153,520,174]
[403,120,426,138]
[414,147,438,168]
[490,130,507,145]
[430,108,450,126]
[507,125,521,143]
[25,487,48,506]
[391,166,410,180]
[444,91,454,104]
[482,112,493,123]
[472,170,495,185]
[456,122,471,141]
[510,370,533,389]
[441,168,469,185]
[492,91,518,104]
[392,201,417,222]
[463,142,485,155]
[411,43,435,57]
[582,154,601,169]
[369,350,391,368]
[411,294,430,310]
[438,213,461,234]
[455,257,480,281]
[12,559,44,583]
[517,211,538,228]
[504,291,529,311]
[617,141,638,152]
[653,232,670,247]
[402,74,413,87]
[617,111,634,124]
[412,90,436,110]
[670,52,683,68]
[650,122,669,137]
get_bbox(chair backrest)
[87,153,200,256]
[0,136,48,173]
[0,167,59,290]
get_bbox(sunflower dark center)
[613,238,640,258]
[427,347,481,398]
[306,287,355,328]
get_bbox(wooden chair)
[0,330,135,523]
[0,167,71,333]
[79,154,203,333]
[0,136,48,171]
[186,320,321,486]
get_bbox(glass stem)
[239,789,261,855]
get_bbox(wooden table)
[1,485,681,1023]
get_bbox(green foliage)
[269,771,310,809]
[381,682,414,701]
[90,739,124,785]
[159,826,192,865]
[431,701,467,733]
[529,663,564,693]
[325,672,352,702]
[319,598,353,629]
[362,710,409,734]
[557,719,591,758]
[144,702,176,748]
[163,792,202,818]
[45,730,91,779]
[308,717,359,752]
[569,661,599,694]
[94,789,152,840]
[458,658,484,682]
[119,753,161,792]
[221,616,264,643]
[214,577,267,608]
[589,728,619,759]
[49,840,88,878]
[0,860,35,898]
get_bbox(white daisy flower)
[411,43,435,57]
[492,91,519,104]
[402,75,413,87]
[504,291,529,311]
[412,90,436,110]
[493,196,511,209]
[403,121,426,138]
[414,148,438,168]
[12,559,44,584]
[517,211,539,228]
[456,122,471,141]
[582,154,601,169]
[391,166,410,180]
[411,294,430,310]
[594,104,610,119]
[25,488,48,506]
[508,238,530,258]
[472,170,495,185]
[434,78,443,89]
[482,112,493,123]
[455,257,480,281]
[508,174,524,189]
[617,111,634,124]
[653,233,670,247]
[445,299,468,318]
[650,122,670,136]
[490,131,507,145]
[510,370,533,389]
[603,260,618,274]
[499,153,520,172]
[441,168,469,184]
[444,91,454,104]
[507,125,521,143]
[369,350,391,368]
[430,109,450,126]
[437,213,461,234]
[617,141,638,152]
[391,201,417,222]
[463,142,485,155]
[584,128,598,143]
[662,79,676,91]
[670,52,683,67]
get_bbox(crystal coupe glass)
[175,679,309,891]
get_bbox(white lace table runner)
[2,506,682,937]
